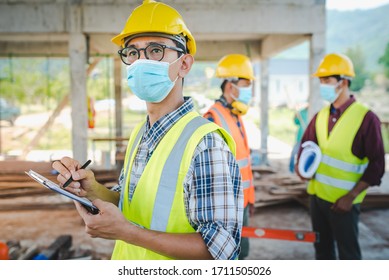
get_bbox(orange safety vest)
[204,102,255,207]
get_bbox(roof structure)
[0,0,326,162]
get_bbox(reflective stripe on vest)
[237,158,249,169]
[211,107,232,135]
[307,102,369,204]
[315,173,358,191]
[241,180,251,190]
[321,154,368,174]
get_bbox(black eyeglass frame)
[118,43,185,65]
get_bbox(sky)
[326,0,389,11]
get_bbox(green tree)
[378,41,389,79]
[0,58,69,109]
[345,46,369,92]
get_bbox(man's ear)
[341,79,349,88]
[225,81,234,93]
[178,54,194,78]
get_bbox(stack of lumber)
[0,160,119,212]
[252,165,307,208]
[251,165,389,210]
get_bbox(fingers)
[52,157,80,184]
[53,156,80,173]
[52,157,92,189]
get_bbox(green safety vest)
[307,102,369,203]
[111,111,236,260]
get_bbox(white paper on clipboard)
[25,170,99,214]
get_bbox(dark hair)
[220,80,228,92]
[173,40,187,56]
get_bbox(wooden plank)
[0,161,53,174]
[0,202,75,212]
[251,165,277,174]
[0,188,52,198]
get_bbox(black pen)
[62,159,92,188]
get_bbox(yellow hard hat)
[111,0,196,55]
[216,54,256,80]
[312,53,355,78]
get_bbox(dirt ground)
[1,193,389,260]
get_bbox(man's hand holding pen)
[52,157,123,240]
[52,157,97,199]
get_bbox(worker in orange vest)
[204,54,255,259]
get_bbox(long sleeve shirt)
[112,97,243,260]
[298,96,385,186]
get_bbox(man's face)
[232,78,252,99]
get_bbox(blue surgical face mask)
[126,58,180,103]
[231,84,253,105]
[320,82,341,103]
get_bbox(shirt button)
[332,118,337,122]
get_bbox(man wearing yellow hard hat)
[295,53,385,259]
[204,54,255,259]
[52,0,243,260]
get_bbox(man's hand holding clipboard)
[25,169,99,215]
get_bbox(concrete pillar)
[69,34,88,163]
[69,3,88,162]
[260,58,269,165]
[308,32,326,119]
[114,56,122,144]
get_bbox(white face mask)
[319,81,342,103]
[126,57,181,103]
[231,83,253,105]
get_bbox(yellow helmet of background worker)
[111,0,196,55]
[216,54,256,81]
[312,53,355,79]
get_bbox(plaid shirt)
[112,97,243,260]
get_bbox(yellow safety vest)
[111,111,236,260]
[307,102,369,203]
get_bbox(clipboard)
[25,170,99,215]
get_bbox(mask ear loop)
[229,82,241,101]
[169,55,184,83]
[334,80,344,95]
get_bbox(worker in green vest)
[52,0,243,260]
[295,53,385,259]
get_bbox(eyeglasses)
[118,43,185,65]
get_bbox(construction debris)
[2,235,94,260]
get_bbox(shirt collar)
[330,95,356,115]
[143,97,194,151]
